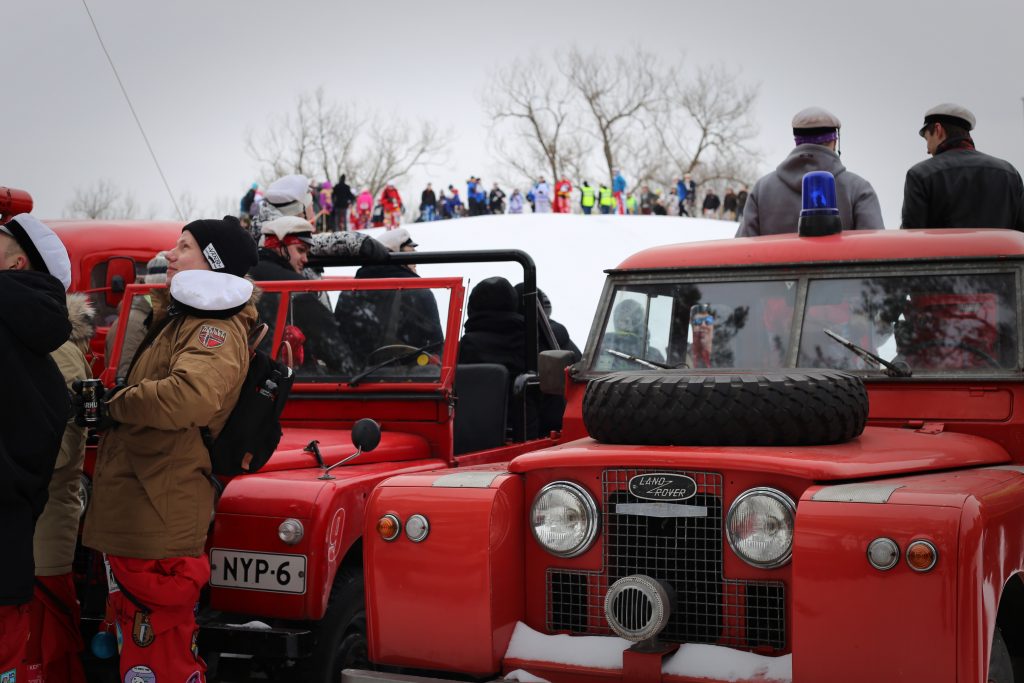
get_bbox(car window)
[90,260,147,328]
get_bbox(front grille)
[546,468,786,651]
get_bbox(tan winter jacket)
[83,288,256,559]
[34,293,94,575]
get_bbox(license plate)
[210,549,306,594]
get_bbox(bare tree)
[482,56,588,186]
[246,88,450,197]
[64,179,142,219]
[561,47,662,185]
[635,64,760,189]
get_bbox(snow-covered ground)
[331,214,737,346]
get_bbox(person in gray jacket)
[736,107,884,237]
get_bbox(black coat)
[0,271,71,605]
[421,189,437,209]
[333,180,355,211]
[249,250,357,375]
[902,145,1024,230]
[335,263,444,366]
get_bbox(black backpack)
[202,324,294,475]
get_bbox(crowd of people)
[2,100,1023,683]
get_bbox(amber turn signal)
[906,540,937,572]
[377,514,401,541]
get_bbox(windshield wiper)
[607,349,678,370]
[824,329,912,378]
[348,341,444,386]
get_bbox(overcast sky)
[6,0,1023,228]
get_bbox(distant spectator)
[554,177,572,214]
[508,189,525,214]
[639,185,657,215]
[722,187,738,221]
[684,173,697,216]
[446,188,464,218]
[613,169,627,215]
[737,186,749,221]
[675,177,688,216]
[653,193,668,216]
[332,175,355,232]
[533,177,552,213]
[526,188,536,213]
[436,189,448,219]
[316,181,333,232]
[598,184,613,214]
[380,184,403,229]
[421,183,437,222]
[489,183,506,214]
[580,181,596,215]
[703,189,721,218]
[352,188,374,230]
[240,182,258,218]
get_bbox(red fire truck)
[351,226,1024,683]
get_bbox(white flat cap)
[920,103,976,136]
[0,214,72,290]
[792,106,841,130]
[376,227,418,252]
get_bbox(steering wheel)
[366,344,440,367]
[902,339,1000,369]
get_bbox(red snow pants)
[0,604,29,681]
[25,574,86,683]
[105,554,210,683]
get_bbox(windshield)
[254,282,452,383]
[592,270,1019,376]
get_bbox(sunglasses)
[692,315,715,326]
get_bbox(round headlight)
[406,514,430,543]
[726,487,795,569]
[530,481,599,558]
[278,518,304,545]
[867,538,900,570]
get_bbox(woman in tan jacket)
[82,216,258,683]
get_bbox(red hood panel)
[260,427,431,473]
[508,427,1010,481]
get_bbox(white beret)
[921,103,976,134]
[170,269,253,312]
[0,213,72,290]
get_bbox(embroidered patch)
[0,668,16,683]
[197,325,227,349]
[123,664,156,683]
[202,243,225,271]
[132,610,155,648]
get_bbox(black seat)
[453,363,509,455]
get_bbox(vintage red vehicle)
[351,226,1024,683]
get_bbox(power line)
[80,0,183,220]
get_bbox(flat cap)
[376,227,417,252]
[920,103,976,136]
[792,107,841,131]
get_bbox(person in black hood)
[334,228,443,368]
[0,214,72,673]
[331,175,355,232]
[250,216,356,375]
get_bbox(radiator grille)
[546,469,786,651]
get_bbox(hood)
[775,144,847,193]
[468,276,517,314]
[0,270,71,355]
[65,292,96,352]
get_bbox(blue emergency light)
[798,171,843,237]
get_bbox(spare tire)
[583,369,868,447]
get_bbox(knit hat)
[792,107,841,145]
[920,103,976,136]
[375,227,417,252]
[144,251,169,284]
[0,213,72,290]
[182,215,258,278]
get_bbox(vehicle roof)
[614,228,1024,272]
[50,219,183,256]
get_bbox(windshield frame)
[581,260,1023,381]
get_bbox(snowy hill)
[331,214,738,347]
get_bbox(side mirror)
[105,257,137,307]
[539,350,575,395]
[351,418,381,453]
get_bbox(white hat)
[376,228,418,252]
[920,103,976,136]
[792,106,841,131]
[265,174,312,211]
[0,214,72,290]
[260,215,314,245]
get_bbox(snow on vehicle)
[350,179,1024,683]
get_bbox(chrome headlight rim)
[530,480,600,558]
[726,486,796,569]
[277,518,305,545]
